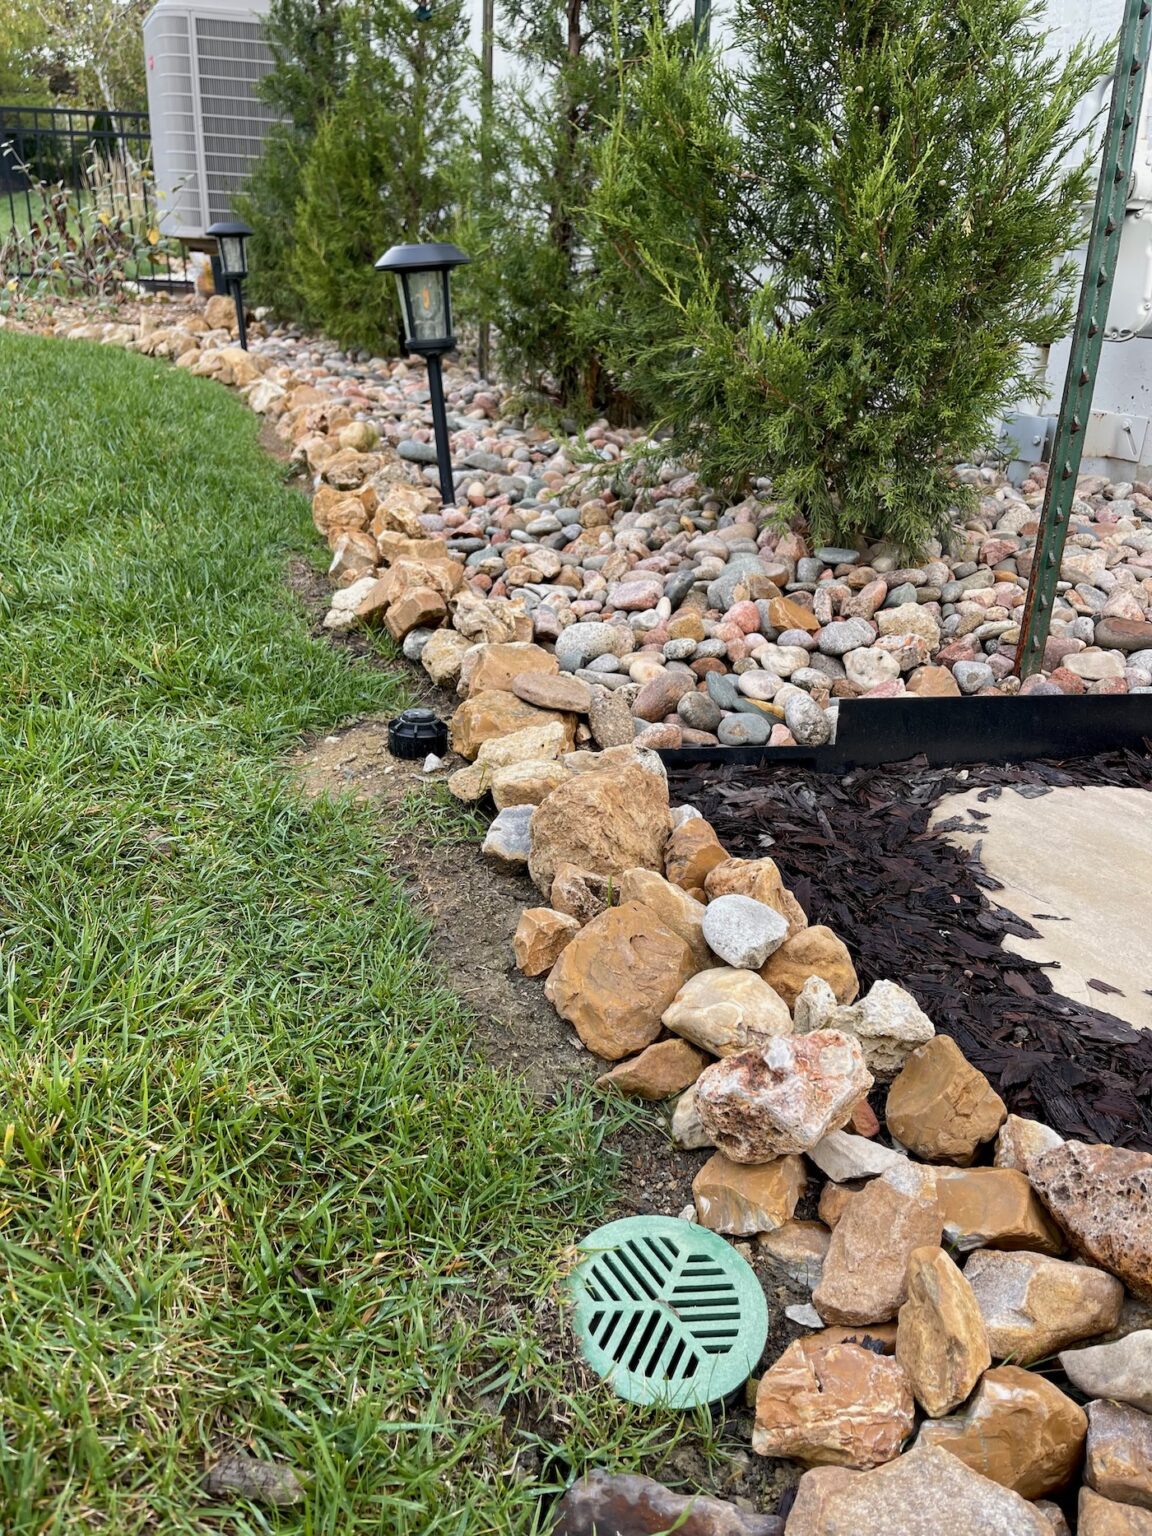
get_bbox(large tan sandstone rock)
[917,1365,1086,1498]
[813,1164,943,1326]
[1079,1487,1152,1535]
[448,721,571,799]
[595,1038,710,1101]
[1029,1140,1152,1302]
[512,907,581,976]
[694,1030,872,1163]
[758,926,858,1009]
[662,968,793,1055]
[617,868,710,971]
[896,1246,991,1417]
[451,692,574,760]
[528,748,670,895]
[752,1334,915,1468]
[1086,1399,1152,1511]
[963,1249,1124,1363]
[459,641,559,698]
[692,1151,806,1235]
[544,900,694,1059]
[934,1167,1065,1254]
[451,589,533,644]
[703,857,808,940]
[885,1036,1007,1163]
[664,819,729,890]
[783,1444,1053,1535]
[385,586,447,640]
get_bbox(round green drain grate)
[568,1215,769,1408]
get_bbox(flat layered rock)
[692,1151,806,1235]
[917,1365,1086,1499]
[807,1129,906,1182]
[784,1443,1054,1536]
[752,1334,915,1468]
[595,1038,710,1100]
[1030,1140,1152,1302]
[963,1249,1124,1363]
[510,671,593,713]
[896,1246,990,1417]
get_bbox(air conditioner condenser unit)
[143,0,279,240]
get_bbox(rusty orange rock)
[528,748,670,896]
[692,1151,806,1235]
[664,818,729,890]
[813,1166,942,1326]
[917,1366,1086,1500]
[935,1167,1064,1255]
[459,641,559,698]
[896,1246,991,1417]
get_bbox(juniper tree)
[590,0,1108,548]
[471,0,675,413]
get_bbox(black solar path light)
[206,219,253,350]
[375,241,471,505]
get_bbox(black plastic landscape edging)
[657,694,1152,773]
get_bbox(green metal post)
[1015,0,1152,679]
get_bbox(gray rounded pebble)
[717,713,771,745]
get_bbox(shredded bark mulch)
[670,747,1152,1153]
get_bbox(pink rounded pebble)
[725,600,762,634]
[769,724,797,746]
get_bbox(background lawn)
[0,332,658,1534]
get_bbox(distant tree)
[30,0,150,112]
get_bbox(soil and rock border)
[19,294,1152,1536]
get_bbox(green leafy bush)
[590,0,1108,548]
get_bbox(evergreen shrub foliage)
[240,0,468,351]
[471,0,676,415]
[590,0,1109,547]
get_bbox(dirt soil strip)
[671,747,1152,1152]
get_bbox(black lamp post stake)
[374,242,471,507]
[207,219,253,351]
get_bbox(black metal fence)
[0,104,187,292]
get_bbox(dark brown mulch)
[670,747,1152,1153]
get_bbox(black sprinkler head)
[388,707,449,760]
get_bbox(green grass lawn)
[0,332,664,1533]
